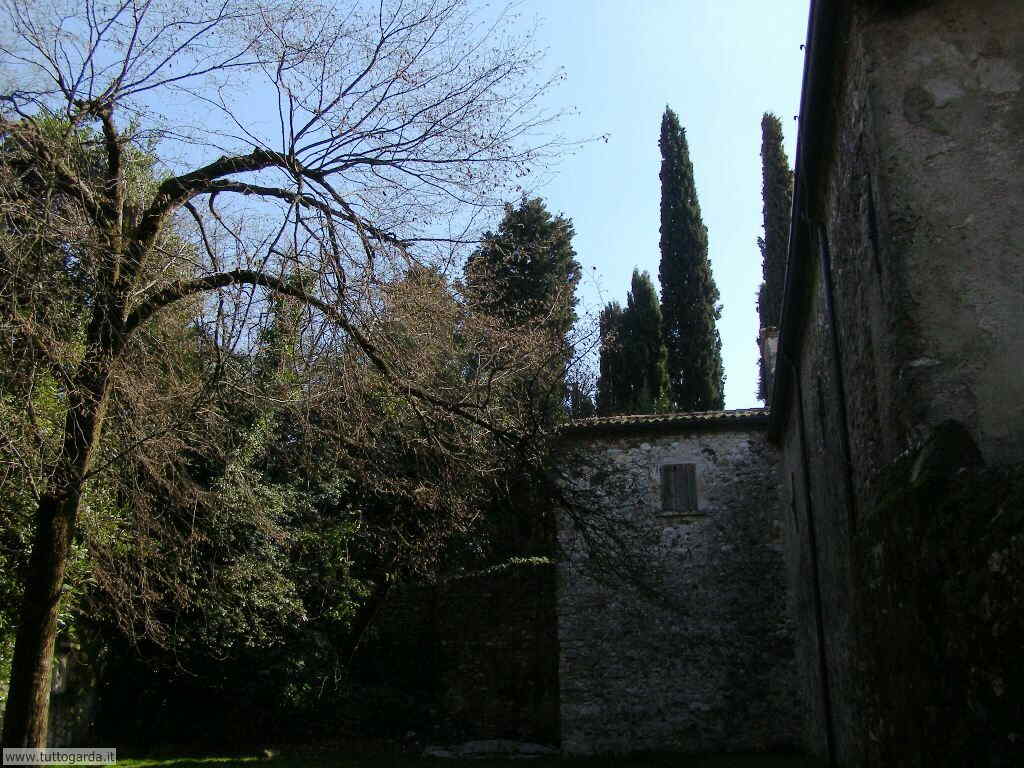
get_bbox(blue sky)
[1,0,808,408]
[518,0,810,408]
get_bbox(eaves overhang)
[768,0,847,441]
[563,408,769,440]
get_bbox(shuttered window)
[661,463,698,513]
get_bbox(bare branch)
[122,268,517,440]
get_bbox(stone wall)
[864,0,1024,467]
[773,1,1024,764]
[47,641,99,747]
[557,420,799,755]
[856,423,1024,766]
[364,560,559,745]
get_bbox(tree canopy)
[464,195,582,421]
[462,195,584,556]
[0,0,571,746]
[596,301,627,416]
[465,196,581,339]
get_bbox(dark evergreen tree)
[463,196,582,556]
[657,106,725,411]
[596,271,669,416]
[596,301,627,416]
[464,195,582,422]
[465,196,581,342]
[756,112,794,399]
[568,381,596,419]
[623,269,670,414]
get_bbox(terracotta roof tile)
[563,408,769,437]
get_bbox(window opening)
[661,463,698,513]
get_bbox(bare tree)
[0,0,569,746]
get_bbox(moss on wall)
[855,421,1024,766]
[359,559,559,744]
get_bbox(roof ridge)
[563,408,769,435]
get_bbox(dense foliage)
[463,196,584,557]
[657,107,724,411]
[464,196,583,420]
[596,302,626,416]
[0,0,572,746]
[465,197,581,342]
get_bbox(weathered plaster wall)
[558,425,799,755]
[776,1,1024,764]
[864,0,1024,466]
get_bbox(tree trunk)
[1,492,80,747]
[1,365,112,748]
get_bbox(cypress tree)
[596,301,627,416]
[657,106,724,411]
[596,270,670,416]
[622,269,670,414]
[756,113,794,399]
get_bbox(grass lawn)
[114,750,824,768]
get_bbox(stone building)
[177,1,1024,761]
[766,0,1024,765]
[291,1,1024,761]
[36,2,1024,759]
[556,410,800,755]
[558,1,1023,765]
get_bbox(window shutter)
[662,463,697,513]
